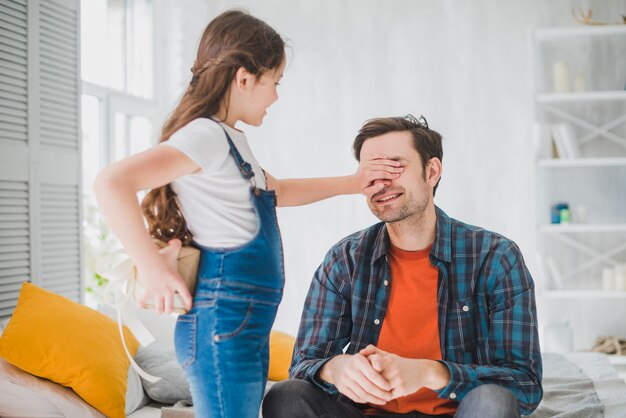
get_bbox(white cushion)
[0,357,105,418]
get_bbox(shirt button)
[383,280,389,286]
[462,305,469,312]
[450,392,457,400]
[374,319,380,325]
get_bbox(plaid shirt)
[290,206,543,415]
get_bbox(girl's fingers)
[362,184,385,196]
[163,292,174,314]
[175,281,194,311]
[365,163,403,172]
[365,158,401,167]
[367,171,400,181]
[154,296,164,315]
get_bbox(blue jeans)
[262,380,521,418]
[173,122,285,417]
[176,279,282,418]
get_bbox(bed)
[124,352,626,418]
[1,351,625,417]
[2,302,626,417]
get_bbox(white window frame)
[81,80,158,173]
[80,0,159,181]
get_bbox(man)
[263,115,542,418]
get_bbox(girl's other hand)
[355,155,403,197]
[135,239,193,314]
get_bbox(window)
[80,0,157,304]
[81,0,153,98]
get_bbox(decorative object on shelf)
[553,61,570,93]
[571,8,626,26]
[551,204,561,224]
[591,335,626,355]
[550,202,570,224]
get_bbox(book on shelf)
[550,123,580,159]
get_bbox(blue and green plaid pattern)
[290,206,543,415]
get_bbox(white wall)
[154,0,626,341]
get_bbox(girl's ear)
[234,66,252,93]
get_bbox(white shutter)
[40,184,81,300]
[0,0,82,320]
[0,180,29,319]
[0,0,28,144]
[36,0,81,302]
[39,0,79,150]
[0,0,30,320]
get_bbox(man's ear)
[234,66,252,93]
[427,158,442,188]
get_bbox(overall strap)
[211,119,256,186]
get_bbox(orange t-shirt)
[368,244,457,415]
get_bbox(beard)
[368,188,430,224]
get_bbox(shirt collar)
[432,205,452,263]
[370,205,452,265]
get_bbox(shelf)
[536,91,626,103]
[542,290,626,299]
[540,224,626,233]
[537,158,626,168]
[534,25,626,40]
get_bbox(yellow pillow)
[0,282,139,418]
[268,330,296,381]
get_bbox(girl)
[94,9,401,418]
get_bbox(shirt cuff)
[433,360,478,402]
[306,357,339,395]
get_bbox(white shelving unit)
[536,90,626,103]
[531,26,626,350]
[540,224,626,233]
[538,157,626,168]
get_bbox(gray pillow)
[134,347,192,404]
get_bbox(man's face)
[360,131,433,223]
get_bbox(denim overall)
[174,128,285,418]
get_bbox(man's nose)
[372,178,391,189]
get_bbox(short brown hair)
[352,115,443,196]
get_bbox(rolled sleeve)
[288,249,352,395]
[436,244,543,415]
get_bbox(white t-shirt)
[161,118,267,248]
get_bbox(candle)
[553,62,570,93]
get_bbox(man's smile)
[373,190,404,205]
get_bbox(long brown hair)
[141,10,285,244]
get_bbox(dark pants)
[262,379,521,418]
